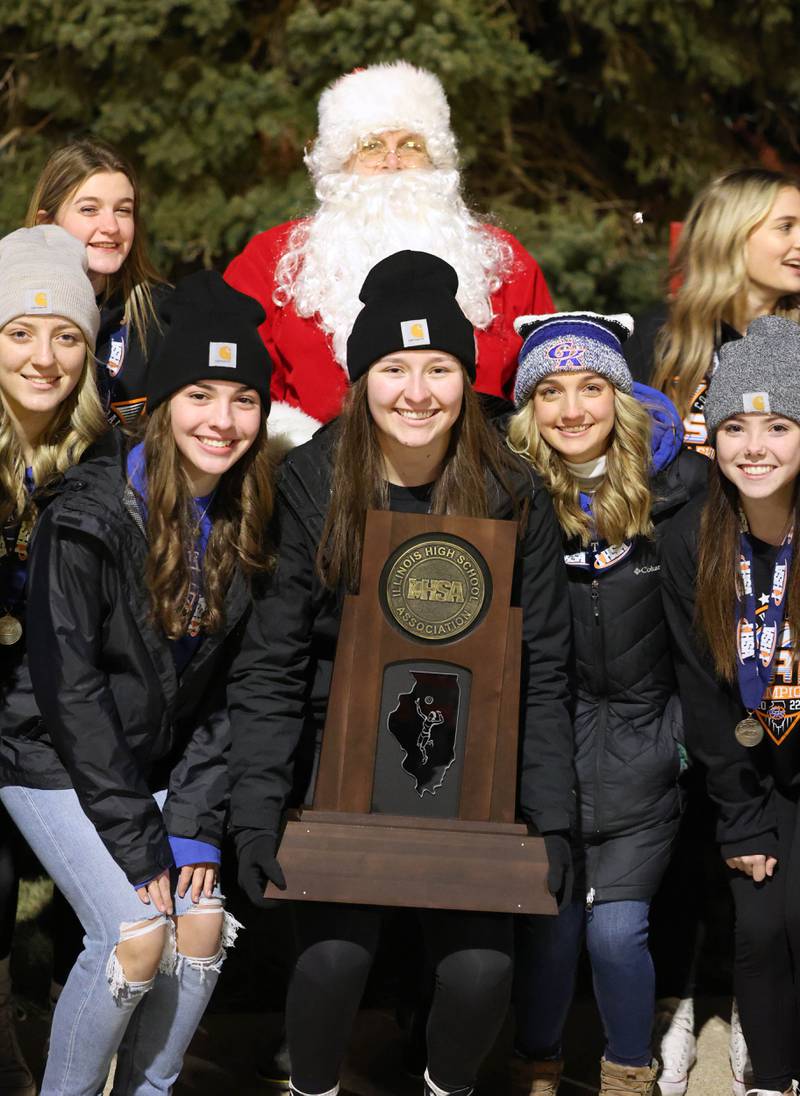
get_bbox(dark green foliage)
[2,0,798,311]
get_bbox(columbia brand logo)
[209,342,237,368]
[24,289,53,314]
[401,318,430,348]
[634,564,660,575]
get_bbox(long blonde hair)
[507,388,653,546]
[652,168,800,417]
[0,346,107,525]
[140,403,275,638]
[25,139,165,347]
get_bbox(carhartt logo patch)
[209,342,236,368]
[24,289,52,313]
[743,391,770,413]
[401,318,430,348]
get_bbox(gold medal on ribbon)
[0,613,22,646]
[734,717,763,748]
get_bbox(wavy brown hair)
[317,371,524,590]
[139,403,274,638]
[507,388,654,546]
[0,345,107,526]
[26,138,166,347]
[695,465,800,682]
[652,168,800,418]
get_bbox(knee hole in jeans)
[171,901,243,978]
[175,902,224,960]
[107,916,168,1001]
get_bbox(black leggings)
[287,902,513,1093]
[729,787,800,1092]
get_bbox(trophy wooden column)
[266,509,557,915]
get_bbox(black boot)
[257,1028,291,1091]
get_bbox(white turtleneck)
[564,453,607,494]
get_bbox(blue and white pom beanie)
[513,311,634,408]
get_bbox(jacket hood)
[633,382,684,473]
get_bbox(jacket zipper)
[589,576,608,905]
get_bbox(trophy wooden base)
[264,809,557,915]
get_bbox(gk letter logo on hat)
[742,391,771,414]
[548,339,587,368]
[24,289,52,314]
[401,318,430,348]
[209,342,237,368]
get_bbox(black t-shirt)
[750,535,800,790]
[387,481,434,513]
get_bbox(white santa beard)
[274,170,513,367]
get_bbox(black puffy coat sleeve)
[227,496,315,840]
[26,510,174,885]
[517,487,576,834]
[660,499,778,858]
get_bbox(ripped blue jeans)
[0,785,242,1096]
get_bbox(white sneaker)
[656,997,697,1096]
[731,999,754,1096]
[744,1090,792,1095]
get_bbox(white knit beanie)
[0,224,100,347]
[305,60,459,182]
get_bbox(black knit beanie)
[146,270,272,411]
[346,251,476,383]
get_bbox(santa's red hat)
[305,60,459,182]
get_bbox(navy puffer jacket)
[566,384,709,902]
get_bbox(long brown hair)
[26,138,166,347]
[140,403,274,638]
[507,388,654,546]
[317,371,523,590]
[695,465,800,681]
[652,168,800,417]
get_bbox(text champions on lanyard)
[735,522,793,747]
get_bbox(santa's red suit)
[225,220,553,424]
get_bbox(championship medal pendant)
[0,613,22,646]
[735,717,764,748]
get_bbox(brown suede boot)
[599,1057,660,1096]
[509,1056,563,1096]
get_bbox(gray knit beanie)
[705,315,800,438]
[0,225,100,347]
[513,311,634,408]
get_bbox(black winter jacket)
[96,284,172,428]
[568,448,709,902]
[661,494,791,861]
[228,423,576,843]
[0,447,250,886]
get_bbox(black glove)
[236,830,287,909]
[543,833,574,911]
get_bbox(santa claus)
[225,60,554,443]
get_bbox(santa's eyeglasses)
[355,134,430,166]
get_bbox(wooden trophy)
[266,509,557,915]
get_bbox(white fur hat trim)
[306,60,458,182]
[267,400,321,453]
